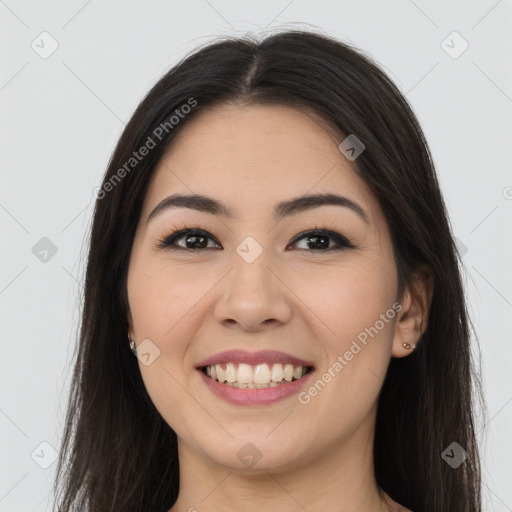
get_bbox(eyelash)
[155,223,355,254]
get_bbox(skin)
[126,103,433,512]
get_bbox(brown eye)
[288,229,354,252]
[157,229,221,251]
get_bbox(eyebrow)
[146,192,369,225]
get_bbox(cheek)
[127,261,185,373]
[292,256,398,408]
[293,262,397,434]
[127,262,210,434]
[127,257,217,384]
[127,259,201,341]
[292,257,397,347]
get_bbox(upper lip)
[196,350,314,369]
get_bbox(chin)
[196,431,309,473]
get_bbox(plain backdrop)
[1,1,511,511]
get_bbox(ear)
[392,264,435,358]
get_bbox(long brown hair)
[53,29,483,511]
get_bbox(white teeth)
[283,364,294,382]
[253,363,271,384]
[215,364,226,383]
[271,363,284,382]
[225,363,237,383]
[237,363,253,384]
[204,362,309,386]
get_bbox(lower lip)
[197,368,315,406]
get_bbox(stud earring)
[402,342,415,350]
[128,333,137,355]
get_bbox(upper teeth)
[205,363,307,385]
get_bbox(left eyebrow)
[146,192,369,225]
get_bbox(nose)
[213,251,293,332]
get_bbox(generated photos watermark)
[298,301,402,405]
[94,97,198,200]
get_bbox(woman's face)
[127,103,404,472]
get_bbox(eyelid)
[155,226,220,250]
[288,226,353,247]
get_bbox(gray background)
[1,1,511,510]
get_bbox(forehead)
[142,103,379,224]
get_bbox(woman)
[54,29,482,511]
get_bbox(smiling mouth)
[199,362,315,389]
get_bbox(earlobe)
[391,265,434,358]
